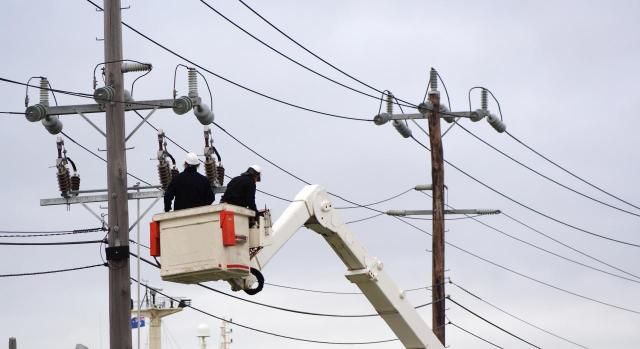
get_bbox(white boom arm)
[253,185,444,349]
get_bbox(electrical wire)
[345,213,385,224]
[0,111,24,115]
[506,130,640,212]
[457,123,640,218]
[0,239,105,246]
[448,321,504,349]
[448,297,542,348]
[132,277,399,345]
[84,0,372,122]
[132,252,437,318]
[336,188,414,209]
[0,227,103,237]
[451,281,590,349]
[500,211,640,281]
[0,263,106,278]
[410,135,640,248]
[394,216,640,315]
[415,190,640,283]
[199,0,406,105]
[60,131,153,186]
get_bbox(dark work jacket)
[220,173,257,212]
[164,166,214,212]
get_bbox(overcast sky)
[1,1,639,348]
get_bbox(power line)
[84,0,372,123]
[457,123,640,218]
[501,211,640,281]
[234,0,427,111]
[198,0,408,106]
[132,252,437,318]
[0,263,106,278]
[336,188,413,209]
[394,216,640,316]
[410,135,640,248]
[451,281,590,349]
[132,278,398,345]
[448,297,542,348]
[61,131,154,186]
[0,227,104,237]
[416,190,640,283]
[448,321,504,349]
[345,213,385,224]
[0,239,105,246]
[506,130,640,212]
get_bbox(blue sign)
[131,316,146,329]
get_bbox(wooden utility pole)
[427,69,446,345]
[104,1,132,348]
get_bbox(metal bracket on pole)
[126,108,158,142]
[77,110,107,137]
[128,196,161,232]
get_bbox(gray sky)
[1,0,639,348]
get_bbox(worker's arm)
[248,180,257,212]
[203,177,215,205]
[164,178,176,212]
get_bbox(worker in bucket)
[220,165,262,215]
[164,152,214,212]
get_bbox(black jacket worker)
[220,165,262,212]
[164,153,214,212]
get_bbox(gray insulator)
[373,113,390,125]
[25,104,47,122]
[470,109,486,122]
[481,89,488,110]
[392,120,412,138]
[158,162,172,190]
[430,68,438,91]
[172,96,193,115]
[94,86,116,104]
[57,166,71,197]
[205,158,217,186]
[487,113,506,133]
[121,62,152,73]
[188,68,198,98]
[70,173,81,193]
[216,164,225,186]
[39,78,49,106]
[42,115,63,134]
[194,104,214,125]
[123,89,134,102]
[443,116,456,123]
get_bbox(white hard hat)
[249,165,262,174]
[184,152,200,165]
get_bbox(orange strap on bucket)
[220,210,236,246]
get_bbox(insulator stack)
[158,162,172,190]
[39,78,49,106]
[170,167,179,180]
[188,68,198,98]
[57,167,71,196]
[70,173,81,193]
[430,68,438,91]
[204,159,217,186]
[481,88,488,110]
[216,164,225,186]
[386,92,393,115]
[121,62,152,73]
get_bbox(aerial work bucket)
[149,203,271,284]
